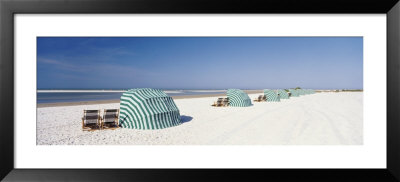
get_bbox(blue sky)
[37,37,363,90]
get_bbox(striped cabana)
[227,89,252,107]
[277,89,289,99]
[119,88,181,130]
[289,89,299,97]
[299,89,307,95]
[297,89,305,95]
[264,89,280,102]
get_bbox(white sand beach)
[37,92,363,145]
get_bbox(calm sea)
[37,90,226,104]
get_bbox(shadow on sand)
[180,115,193,123]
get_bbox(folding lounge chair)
[253,95,263,102]
[82,110,101,131]
[102,109,120,129]
[212,98,224,107]
[222,98,229,106]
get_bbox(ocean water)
[37,90,226,104]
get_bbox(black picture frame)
[1,0,399,181]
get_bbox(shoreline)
[37,90,263,108]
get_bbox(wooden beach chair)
[82,110,101,131]
[212,98,224,107]
[222,97,229,106]
[101,109,120,130]
[253,95,264,102]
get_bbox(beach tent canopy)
[288,89,299,97]
[264,89,280,102]
[119,88,181,130]
[277,89,289,99]
[301,89,306,95]
[301,89,315,95]
[297,89,305,95]
[227,89,252,107]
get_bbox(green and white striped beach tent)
[277,89,289,99]
[226,89,252,107]
[297,89,305,95]
[119,88,181,130]
[298,89,305,95]
[295,89,302,95]
[289,89,299,97]
[300,89,307,95]
[264,89,280,102]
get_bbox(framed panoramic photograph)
[1,0,400,181]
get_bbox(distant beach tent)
[300,89,306,95]
[289,89,299,97]
[119,88,181,130]
[264,89,280,102]
[227,89,252,107]
[300,89,308,95]
[277,89,289,99]
[297,89,305,95]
